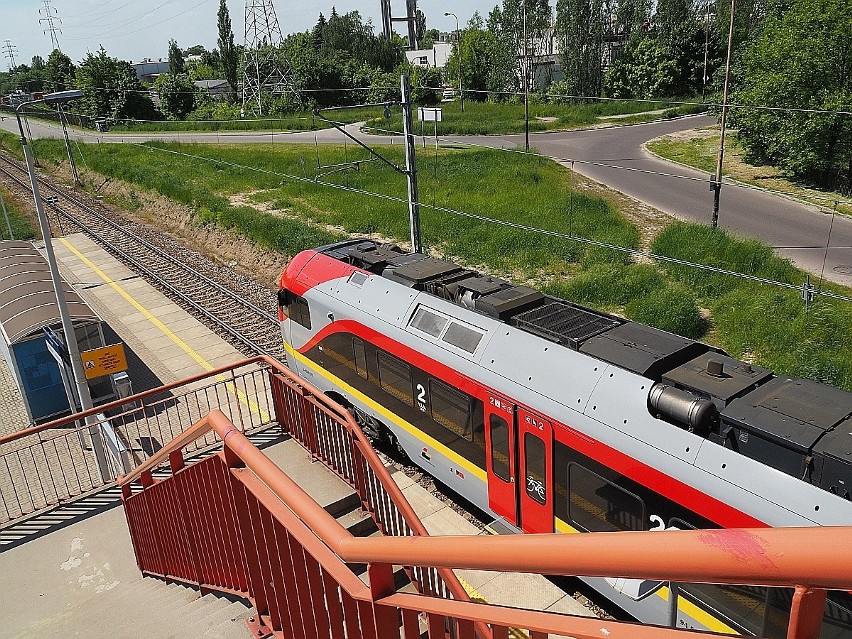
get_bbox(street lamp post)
[14,90,110,481]
[445,12,464,113]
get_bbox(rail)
[121,408,852,639]
[0,357,276,524]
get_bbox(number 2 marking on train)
[417,384,427,412]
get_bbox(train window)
[567,464,645,532]
[410,306,448,337]
[524,433,547,505]
[430,379,471,440]
[290,295,311,329]
[442,322,484,354]
[489,414,511,481]
[353,338,367,379]
[377,352,414,406]
[348,272,368,287]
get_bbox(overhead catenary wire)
[64,0,208,41]
[121,140,852,305]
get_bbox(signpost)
[417,107,442,151]
[80,344,128,380]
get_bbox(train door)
[485,393,518,527]
[517,408,553,533]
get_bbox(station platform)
[1,233,593,620]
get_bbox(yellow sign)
[81,343,128,379]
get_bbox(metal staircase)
[3,356,852,639]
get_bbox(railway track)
[0,150,618,621]
[0,152,283,359]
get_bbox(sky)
[3,0,497,67]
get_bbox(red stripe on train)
[294,319,766,530]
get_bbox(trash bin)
[111,371,134,412]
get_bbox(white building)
[405,42,453,69]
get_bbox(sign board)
[418,107,442,122]
[81,343,128,380]
[43,327,71,368]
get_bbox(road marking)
[59,238,268,421]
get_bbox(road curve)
[2,112,850,287]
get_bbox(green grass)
[369,100,703,136]
[7,133,852,390]
[648,133,852,216]
[652,222,852,387]
[27,138,637,273]
[0,187,37,240]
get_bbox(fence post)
[787,586,827,639]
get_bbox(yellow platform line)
[59,238,269,422]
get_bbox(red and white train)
[279,239,852,637]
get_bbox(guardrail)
[0,357,275,524]
[121,408,852,639]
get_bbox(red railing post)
[787,586,827,639]
[368,563,400,638]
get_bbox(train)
[278,239,852,637]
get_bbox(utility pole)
[242,0,297,115]
[39,0,63,52]
[4,40,18,73]
[445,12,464,112]
[401,75,422,254]
[15,91,110,483]
[57,105,79,184]
[711,0,736,228]
[523,0,530,152]
[701,0,711,100]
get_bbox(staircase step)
[336,505,378,537]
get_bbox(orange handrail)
[195,410,852,591]
[121,408,852,639]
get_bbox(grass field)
[372,100,705,136]
[106,100,704,136]
[3,129,850,390]
[0,186,37,241]
[647,131,852,216]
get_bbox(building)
[132,59,170,82]
[405,42,453,69]
[193,79,232,100]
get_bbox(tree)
[45,49,76,91]
[217,0,239,101]
[414,9,427,46]
[168,39,185,74]
[184,44,208,57]
[654,0,706,94]
[445,26,501,99]
[155,73,196,119]
[312,13,327,51]
[605,38,678,98]
[556,0,605,98]
[75,47,157,122]
[729,0,852,187]
[488,0,553,98]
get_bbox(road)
[3,113,851,287]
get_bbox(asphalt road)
[3,113,850,287]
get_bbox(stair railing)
[120,408,852,639]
